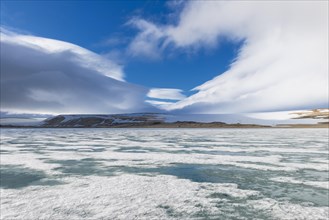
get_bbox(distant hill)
[42,113,164,128]
[1,110,328,128]
[41,113,271,128]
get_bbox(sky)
[0,0,328,115]
[1,0,239,91]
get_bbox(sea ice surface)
[0,128,328,219]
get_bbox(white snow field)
[0,128,328,219]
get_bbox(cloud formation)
[0,29,151,114]
[146,88,186,110]
[130,1,328,113]
[147,88,186,101]
[127,19,165,60]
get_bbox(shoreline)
[1,123,328,129]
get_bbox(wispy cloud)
[127,19,166,59]
[146,88,186,110]
[130,1,328,113]
[145,100,175,110]
[147,88,186,101]
[0,28,152,114]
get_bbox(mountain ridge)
[1,111,328,128]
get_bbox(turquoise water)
[1,128,328,219]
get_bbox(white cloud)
[127,19,165,59]
[145,100,174,110]
[0,28,153,114]
[147,88,186,100]
[130,1,328,113]
[2,28,124,81]
[146,88,186,110]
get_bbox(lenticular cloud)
[0,29,150,114]
[131,1,328,113]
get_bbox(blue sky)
[1,0,239,92]
[0,1,327,115]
